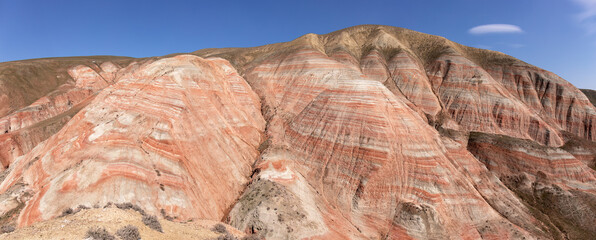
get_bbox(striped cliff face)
[0,25,596,239]
[487,65,596,142]
[427,53,564,147]
[466,134,596,238]
[0,61,130,168]
[467,132,596,190]
[0,55,265,227]
[359,50,390,82]
[387,52,441,116]
[230,46,550,239]
[277,78,535,239]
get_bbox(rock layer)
[467,132,596,190]
[0,57,134,168]
[487,66,596,142]
[427,53,564,146]
[0,55,265,227]
[386,51,441,116]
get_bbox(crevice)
[220,68,271,224]
[86,62,113,86]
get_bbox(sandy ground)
[0,207,244,240]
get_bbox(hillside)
[581,89,596,107]
[0,25,595,239]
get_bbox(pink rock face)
[387,52,441,116]
[467,132,596,190]
[360,50,390,82]
[1,25,596,239]
[467,132,596,238]
[228,44,557,239]
[0,61,128,168]
[0,55,265,226]
[279,78,528,239]
[487,65,596,142]
[328,51,362,73]
[427,53,564,146]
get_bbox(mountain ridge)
[0,25,595,239]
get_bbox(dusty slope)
[0,25,594,239]
[581,88,596,107]
[0,56,134,118]
[0,206,244,240]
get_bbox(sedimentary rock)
[467,132,596,239]
[0,25,595,240]
[0,55,265,227]
[0,57,133,167]
[226,44,559,238]
[386,51,441,116]
[467,132,596,190]
[487,66,596,142]
[427,52,564,146]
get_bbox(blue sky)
[1,0,595,89]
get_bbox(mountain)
[0,25,595,240]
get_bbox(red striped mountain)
[0,25,595,239]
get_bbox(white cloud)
[572,0,596,34]
[468,24,524,34]
[573,0,596,20]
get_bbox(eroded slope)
[0,25,595,240]
[0,55,265,227]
